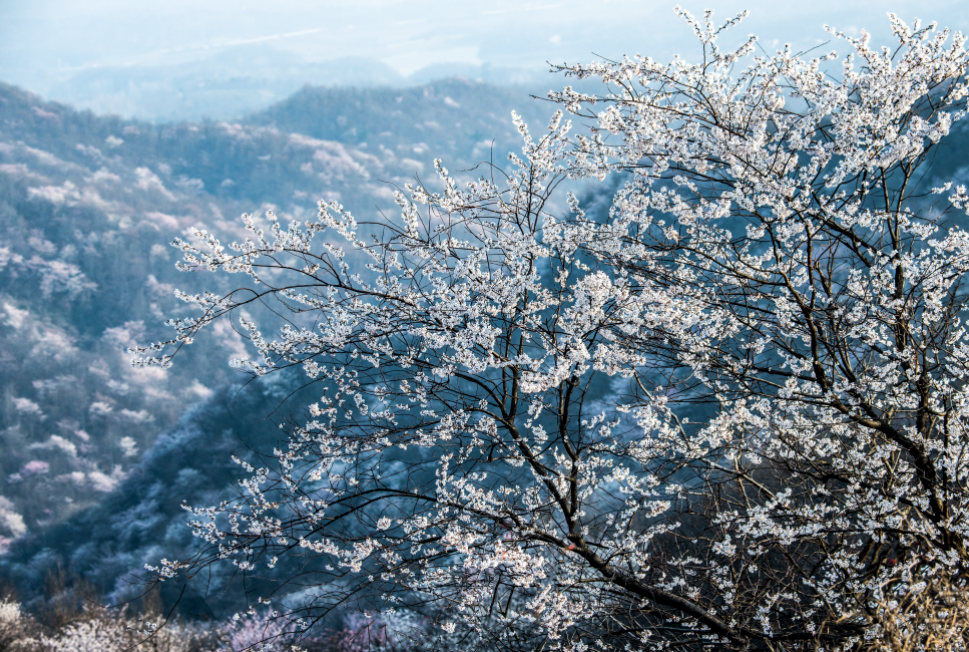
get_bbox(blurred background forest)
[0,77,561,617]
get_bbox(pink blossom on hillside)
[20,461,49,476]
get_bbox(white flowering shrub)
[218,609,290,652]
[42,607,203,652]
[134,8,969,651]
[0,599,40,651]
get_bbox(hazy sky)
[2,0,969,88]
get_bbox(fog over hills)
[37,45,549,122]
[7,0,969,125]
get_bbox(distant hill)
[246,79,553,165]
[34,43,551,123]
[43,48,406,123]
[0,77,563,549]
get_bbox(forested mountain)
[6,64,969,635]
[3,374,312,617]
[0,78,554,606]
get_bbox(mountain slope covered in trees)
[0,78,551,555]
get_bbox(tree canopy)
[137,10,969,651]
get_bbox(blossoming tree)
[135,9,969,651]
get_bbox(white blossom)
[139,9,969,651]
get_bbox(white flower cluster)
[42,607,201,652]
[139,9,969,651]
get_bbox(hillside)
[0,78,558,551]
[1,373,312,618]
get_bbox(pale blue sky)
[3,1,968,72]
[2,0,968,99]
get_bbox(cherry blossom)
[136,9,969,650]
